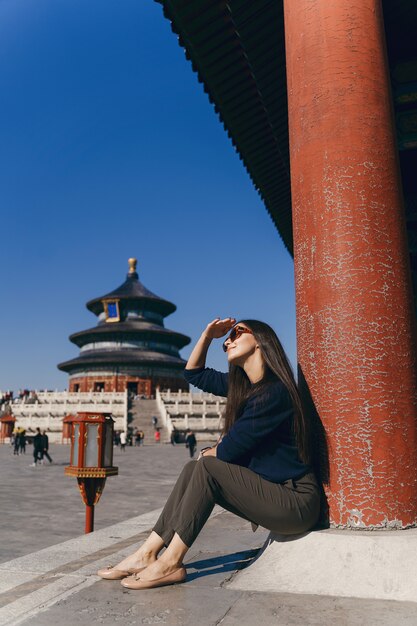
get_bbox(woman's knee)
[173,460,198,489]
[182,460,198,476]
[199,455,223,476]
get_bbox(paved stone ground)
[0,441,202,563]
[1,443,417,625]
[1,508,416,626]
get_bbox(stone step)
[128,398,168,443]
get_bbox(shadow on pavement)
[186,548,259,581]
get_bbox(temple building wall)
[69,374,186,395]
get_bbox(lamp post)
[0,415,16,443]
[65,412,118,533]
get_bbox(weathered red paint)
[283,0,417,527]
[68,375,185,395]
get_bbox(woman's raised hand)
[186,317,237,370]
[204,317,236,340]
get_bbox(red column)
[284,0,417,527]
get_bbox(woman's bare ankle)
[114,549,156,571]
[134,548,158,564]
[157,552,182,569]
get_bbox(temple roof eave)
[86,269,177,317]
[156,0,292,254]
[86,294,176,317]
[57,350,188,373]
[155,0,417,253]
[68,323,191,349]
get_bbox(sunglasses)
[222,325,254,352]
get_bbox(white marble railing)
[12,403,126,416]
[155,389,168,428]
[12,391,125,404]
[168,412,223,431]
[159,389,226,404]
[8,392,128,442]
[162,400,223,414]
[156,388,224,441]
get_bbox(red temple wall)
[69,374,188,395]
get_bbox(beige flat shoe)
[121,566,187,590]
[97,564,145,580]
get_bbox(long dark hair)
[223,319,311,465]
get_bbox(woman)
[98,317,320,590]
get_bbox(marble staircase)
[128,397,168,444]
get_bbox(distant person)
[31,428,44,466]
[170,426,177,446]
[120,431,127,451]
[98,317,320,591]
[41,430,53,464]
[185,429,197,458]
[18,429,26,454]
[154,429,161,443]
[134,429,141,447]
[139,430,145,446]
[13,431,19,456]
[151,416,158,429]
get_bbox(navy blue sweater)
[183,367,310,483]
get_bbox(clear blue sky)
[0,0,296,391]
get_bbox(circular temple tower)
[58,259,191,395]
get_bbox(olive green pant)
[153,456,320,548]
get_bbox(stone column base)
[228,527,417,602]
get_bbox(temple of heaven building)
[58,258,191,395]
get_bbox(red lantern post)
[65,412,118,533]
[0,415,16,443]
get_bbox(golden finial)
[128,258,137,274]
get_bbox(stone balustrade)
[2,391,126,405]
[4,391,128,443]
[156,388,224,442]
[159,389,226,405]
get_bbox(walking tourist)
[31,428,44,466]
[120,431,127,451]
[151,416,158,429]
[18,429,26,454]
[185,429,196,458]
[13,430,20,455]
[98,318,320,590]
[41,430,53,464]
[154,428,161,444]
[170,425,177,445]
